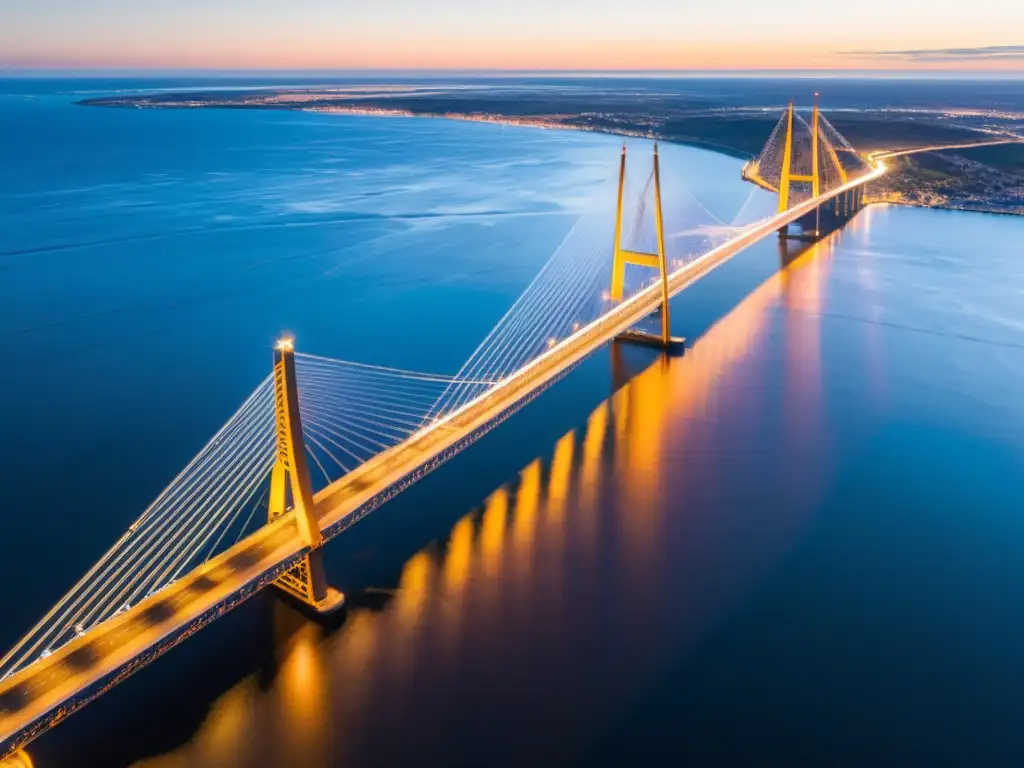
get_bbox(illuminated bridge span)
[742,94,872,240]
[0,97,884,757]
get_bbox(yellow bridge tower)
[268,338,345,614]
[776,93,855,239]
[777,94,822,214]
[610,143,684,350]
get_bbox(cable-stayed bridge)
[0,98,885,757]
[743,95,873,239]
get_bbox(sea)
[1,77,1023,767]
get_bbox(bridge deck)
[0,162,884,756]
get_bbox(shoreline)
[300,105,754,160]
[76,96,752,160]
[302,104,667,142]
[76,98,1019,215]
[303,108,1023,212]
[880,199,1024,218]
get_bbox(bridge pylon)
[777,96,824,240]
[268,338,345,615]
[778,96,821,216]
[610,143,684,350]
[777,93,856,241]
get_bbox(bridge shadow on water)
[26,223,849,767]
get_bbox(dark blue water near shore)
[2,79,1024,767]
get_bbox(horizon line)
[4,66,1024,80]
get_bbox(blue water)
[0,81,765,648]
[3,79,1024,766]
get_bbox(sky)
[2,0,1022,72]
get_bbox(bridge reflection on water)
[111,223,869,768]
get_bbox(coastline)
[300,105,754,160]
[75,97,1019,214]
[879,199,1024,218]
[75,96,752,161]
[302,104,662,141]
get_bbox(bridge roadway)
[744,137,1024,194]
[872,137,1023,161]
[0,161,885,756]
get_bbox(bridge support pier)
[778,222,822,243]
[269,339,345,616]
[610,143,684,352]
[780,184,868,241]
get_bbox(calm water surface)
[2,81,1024,767]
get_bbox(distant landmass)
[79,77,1024,215]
